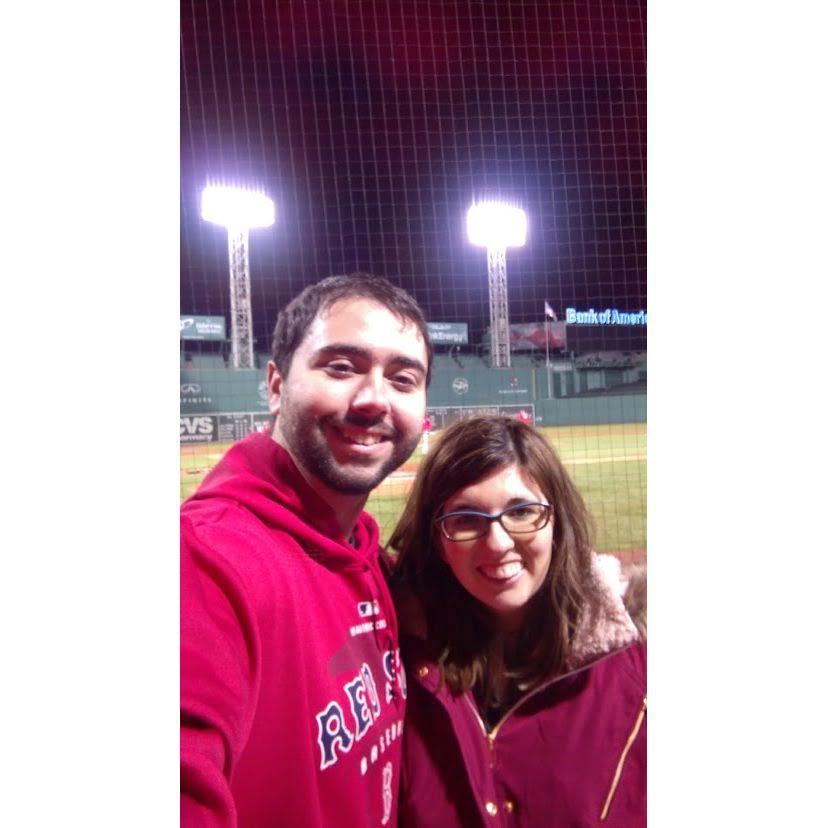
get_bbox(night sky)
[180,0,646,354]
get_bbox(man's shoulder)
[181,496,295,570]
[181,499,311,628]
[181,495,260,540]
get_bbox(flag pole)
[545,315,552,398]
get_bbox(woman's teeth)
[480,561,524,580]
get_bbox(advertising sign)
[180,415,217,443]
[179,412,272,444]
[179,381,214,410]
[508,322,567,351]
[426,404,535,430]
[179,369,267,414]
[180,315,227,340]
[427,322,469,344]
[564,308,647,326]
[497,373,530,398]
[251,413,272,433]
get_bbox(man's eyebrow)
[314,344,370,361]
[314,344,427,376]
[390,355,427,376]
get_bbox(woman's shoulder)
[597,639,646,695]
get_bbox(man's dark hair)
[270,272,433,385]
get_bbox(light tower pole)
[466,201,527,368]
[200,184,276,369]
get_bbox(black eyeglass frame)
[435,501,553,542]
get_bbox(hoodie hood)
[185,432,381,572]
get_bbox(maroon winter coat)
[397,564,646,827]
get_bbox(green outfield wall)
[531,394,645,426]
[180,365,645,442]
[180,369,269,415]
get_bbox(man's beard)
[277,404,420,495]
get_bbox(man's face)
[268,297,428,497]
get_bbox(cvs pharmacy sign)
[180,416,216,443]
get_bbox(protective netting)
[180,0,646,556]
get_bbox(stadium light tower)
[200,184,276,369]
[466,201,527,368]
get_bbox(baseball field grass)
[180,422,646,554]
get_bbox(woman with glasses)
[388,416,645,826]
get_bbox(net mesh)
[181,0,646,558]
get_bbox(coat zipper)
[599,696,647,821]
[457,643,642,817]
[464,695,497,766]
[463,642,638,761]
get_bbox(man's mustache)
[324,413,398,438]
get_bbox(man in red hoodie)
[181,273,432,826]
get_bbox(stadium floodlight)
[466,201,527,369]
[200,184,276,369]
[201,185,275,230]
[466,202,527,249]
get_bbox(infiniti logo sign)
[180,382,213,405]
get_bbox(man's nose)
[351,370,390,416]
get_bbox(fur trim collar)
[566,553,639,671]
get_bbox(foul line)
[384,453,646,484]
[563,453,647,466]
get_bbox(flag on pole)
[544,301,557,321]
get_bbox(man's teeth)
[481,561,524,580]
[343,431,383,446]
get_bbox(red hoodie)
[181,433,406,826]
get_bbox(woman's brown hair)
[389,416,606,702]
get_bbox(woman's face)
[438,463,554,631]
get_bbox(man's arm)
[180,518,259,827]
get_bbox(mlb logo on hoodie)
[358,600,380,618]
[351,601,387,638]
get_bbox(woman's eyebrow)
[444,503,479,513]
[444,497,539,513]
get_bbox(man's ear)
[266,361,283,417]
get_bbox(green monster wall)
[180,364,645,443]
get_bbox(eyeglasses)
[435,502,552,542]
